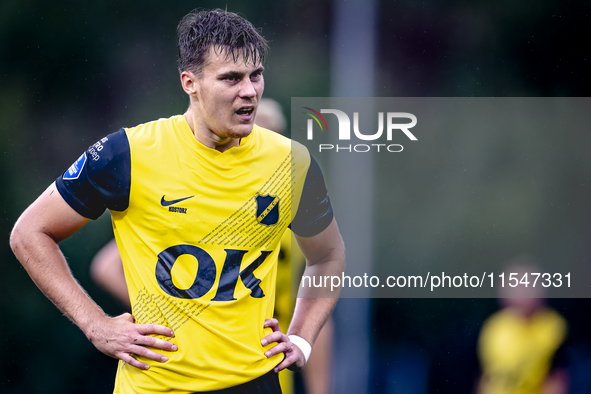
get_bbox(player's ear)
[181,71,198,97]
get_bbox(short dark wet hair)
[177,9,268,75]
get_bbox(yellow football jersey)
[56,115,334,393]
[478,307,567,394]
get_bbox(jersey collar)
[175,114,254,166]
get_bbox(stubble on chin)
[228,124,254,139]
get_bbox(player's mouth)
[235,106,255,121]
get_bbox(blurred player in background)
[476,257,568,394]
[91,98,335,394]
[11,9,344,394]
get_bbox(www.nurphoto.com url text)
[301,272,571,292]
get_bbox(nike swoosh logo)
[161,195,194,207]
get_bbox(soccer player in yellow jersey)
[10,9,345,394]
[91,98,335,394]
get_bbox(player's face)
[193,48,264,143]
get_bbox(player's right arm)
[11,129,179,370]
[10,183,177,370]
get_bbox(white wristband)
[288,335,312,363]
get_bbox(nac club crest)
[255,194,279,226]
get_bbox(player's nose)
[239,78,257,98]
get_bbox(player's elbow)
[9,218,28,259]
[9,213,48,263]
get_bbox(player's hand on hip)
[261,318,306,372]
[86,313,178,370]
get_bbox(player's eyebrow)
[218,67,264,79]
[218,71,243,79]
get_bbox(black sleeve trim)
[290,154,334,237]
[56,129,131,220]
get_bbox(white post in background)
[330,0,377,393]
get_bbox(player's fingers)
[129,344,170,363]
[133,336,178,352]
[119,353,150,370]
[274,354,298,373]
[261,330,287,346]
[264,341,292,358]
[263,318,280,331]
[136,323,175,337]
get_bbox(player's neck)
[184,109,240,153]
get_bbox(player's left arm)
[262,218,345,372]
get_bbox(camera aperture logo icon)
[303,107,329,137]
